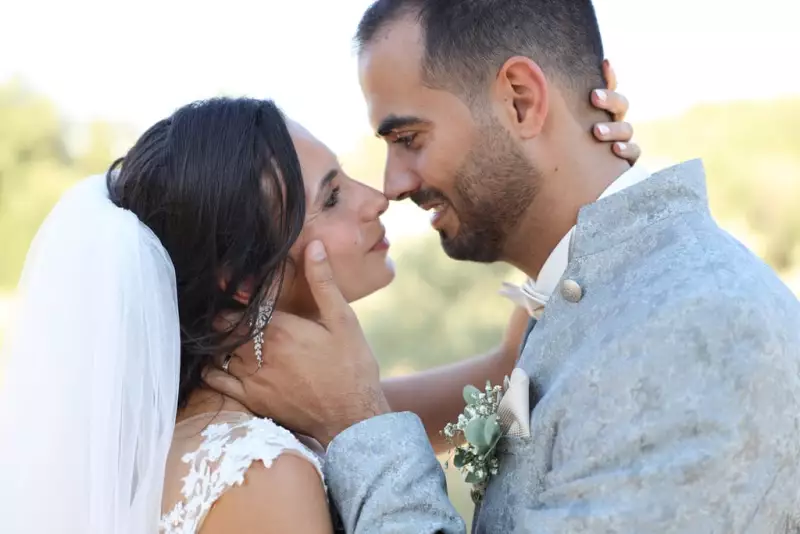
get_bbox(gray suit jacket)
[323,160,800,533]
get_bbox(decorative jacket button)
[561,279,583,303]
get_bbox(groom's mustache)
[410,189,449,209]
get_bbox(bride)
[0,83,637,532]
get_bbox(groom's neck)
[504,146,631,279]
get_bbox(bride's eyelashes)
[323,186,341,210]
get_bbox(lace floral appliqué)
[160,417,323,534]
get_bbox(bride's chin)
[349,261,396,304]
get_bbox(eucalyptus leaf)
[465,417,489,448]
[465,471,482,484]
[463,385,481,405]
[482,441,499,460]
[484,414,501,446]
[453,449,467,468]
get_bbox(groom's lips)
[419,201,449,230]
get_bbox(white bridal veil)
[0,175,181,533]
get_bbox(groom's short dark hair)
[356,0,605,103]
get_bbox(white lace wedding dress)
[159,411,325,533]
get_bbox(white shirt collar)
[500,164,651,317]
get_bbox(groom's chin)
[440,231,501,264]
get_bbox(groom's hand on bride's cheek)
[589,59,641,164]
[205,240,390,447]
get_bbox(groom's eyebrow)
[376,115,426,137]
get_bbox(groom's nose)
[383,156,421,201]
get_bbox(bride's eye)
[323,186,341,209]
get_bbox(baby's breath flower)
[441,379,510,503]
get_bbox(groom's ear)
[493,56,549,140]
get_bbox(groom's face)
[358,18,537,263]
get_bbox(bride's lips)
[370,229,390,252]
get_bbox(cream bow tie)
[499,281,547,319]
[496,368,532,438]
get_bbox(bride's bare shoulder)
[202,453,333,534]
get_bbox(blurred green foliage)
[0,78,122,289]
[355,231,516,373]
[636,98,800,271]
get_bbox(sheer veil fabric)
[0,175,181,533]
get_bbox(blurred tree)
[355,232,517,374]
[637,97,800,273]
[0,78,68,198]
[0,79,118,289]
[72,120,123,176]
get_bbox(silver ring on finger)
[222,353,233,374]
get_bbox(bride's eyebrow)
[314,169,338,204]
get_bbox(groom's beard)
[442,123,538,263]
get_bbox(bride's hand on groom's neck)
[590,59,642,165]
[205,240,390,447]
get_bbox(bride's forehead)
[286,118,324,150]
[286,119,337,170]
[286,118,313,140]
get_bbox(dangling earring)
[249,301,273,369]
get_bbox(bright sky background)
[3,0,799,157]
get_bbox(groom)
[216,0,800,532]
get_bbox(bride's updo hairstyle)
[107,98,305,408]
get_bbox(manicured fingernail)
[596,124,610,137]
[615,142,627,151]
[594,89,607,102]
[308,240,327,261]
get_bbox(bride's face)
[277,120,395,315]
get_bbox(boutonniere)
[442,369,532,504]
[442,381,504,504]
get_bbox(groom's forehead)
[361,12,423,58]
[358,17,424,89]
[358,19,438,129]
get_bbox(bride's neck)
[277,299,321,322]
[176,388,251,423]
[178,303,321,423]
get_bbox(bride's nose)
[360,184,389,220]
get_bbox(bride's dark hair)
[107,97,305,409]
